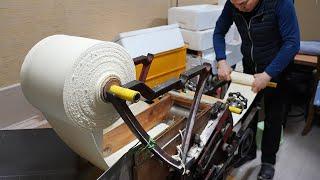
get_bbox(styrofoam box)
[168,4,223,31]
[218,0,227,5]
[225,24,240,44]
[226,40,243,66]
[180,24,239,51]
[203,50,232,74]
[187,49,232,75]
[114,24,184,58]
[196,48,242,75]
[181,28,214,51]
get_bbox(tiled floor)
[229,118,320,180]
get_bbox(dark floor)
[229,116,320,180]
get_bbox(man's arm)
[213,0,234,61]
[264,0,300,78]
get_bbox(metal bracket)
[133,54,154,82]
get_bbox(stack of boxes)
[114,24,187,87]
[168,4,242,74]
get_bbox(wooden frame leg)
[302,101,315,136]
[302,73,317,136]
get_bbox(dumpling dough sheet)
[224,72,257,125]
[224,83,256,125]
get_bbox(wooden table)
[295,54,319,67]
[294,54,320,135]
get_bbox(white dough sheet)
[223,71,257,125]
[20,35,136,170]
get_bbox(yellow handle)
[267,82,277,88]
[108,85,141,103]
[229,106,242,114]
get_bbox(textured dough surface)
[20,35,135,170]
[225,72,257,125]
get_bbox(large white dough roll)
[21,35,135,131]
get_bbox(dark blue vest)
[232,0,282,75]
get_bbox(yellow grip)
[108,85,141,103]
[267,82,277,88]
[229,106,242,114]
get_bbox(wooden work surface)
[294,54,319,67]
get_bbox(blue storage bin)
[314,80,320,107]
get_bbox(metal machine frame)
[103,59,211,171]
[100,55,259,179]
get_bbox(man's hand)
[252,72,272,93]
[217,60,232,81]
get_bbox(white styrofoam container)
[187,48,241,75]
[168,4,223,31]
[225,24,239,44]
[201,49,233,74]
[114,24,184,58]
[226,40,242,66]
[218,0,227,5]
[180,23,239,51]
[181,28,214,51]
[187,47,240,74]
[187,49,232,75]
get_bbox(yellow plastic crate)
[135,46,187,87]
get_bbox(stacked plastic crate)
[168,4,242,74]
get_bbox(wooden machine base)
[100,93,212,180]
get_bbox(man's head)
[230,0,260,12]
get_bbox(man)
[213,0,300,179]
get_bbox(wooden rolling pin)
[230,71,277,88]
